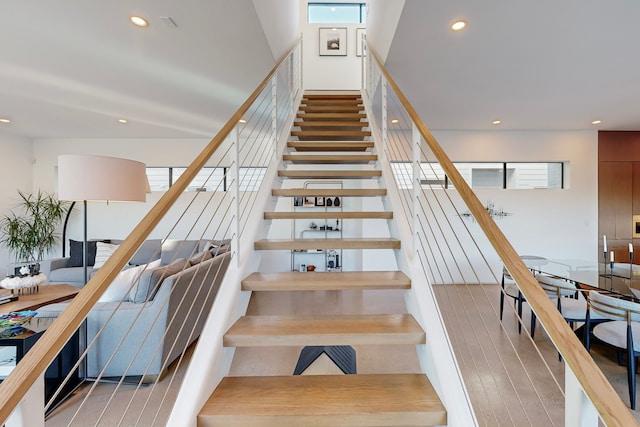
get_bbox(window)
[389,162,565,190]
[145,167,267,192]
[308,3,366,24]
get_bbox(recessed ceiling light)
[592,120,602,125]
[0,118,11,124]
[451,20,467,31]
[391,119,399,124]
[130,16,149,27]
[118,119,128,124]
[492,119,501,125]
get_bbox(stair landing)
[198,374,447,427]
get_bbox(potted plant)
[0,190,69,276]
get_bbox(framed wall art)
[356,28,366,57]
[319,27,347,56]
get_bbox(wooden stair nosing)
[278,170,381,179]
[282,154,377,164]
[198,374,447,427]
[272,188,387,197]
[223,314,425,347]
[254,237,401,250]
[241,271,410,291]
[263,211,392,220]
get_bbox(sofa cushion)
[111,239,163,266]
[161,240,200,265]
[49,266,97,284]
[129,258,189,303]
[98,260,162,303]
[94,242,120,268]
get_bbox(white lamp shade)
[58,154,147,202]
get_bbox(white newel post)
[6,374,44,427]
[565,366,598,427]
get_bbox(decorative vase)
[334,197,341,206]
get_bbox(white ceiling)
[380,0,640,132]
[2,1,640,140]
[0,0,279,139]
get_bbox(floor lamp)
[57,154,147,285]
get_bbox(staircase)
[198,92,447,426]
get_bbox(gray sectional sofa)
[37,239,231,381]
[41,239,221,287]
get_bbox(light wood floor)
[434,283,640,426]
[45,284,639,426]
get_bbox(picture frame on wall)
[314,197,325,207]
[356,28,366,57]
[319,27,347,56]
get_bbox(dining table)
[522,257,640,297]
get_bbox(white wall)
[253,0,301,60]
[0,132,34,275]
[431,130,598,279]
[300,0,362,90]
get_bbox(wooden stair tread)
[278,170,381,179]
[298,105,364,112]
[242,271,410,291]
[224,314,424,347]
[264,211,392,220]
[272,188,386,197]
[303,93,362,100]
[254,238,401,250]
[199,374,446,427]
[287,141,373,152]
[291,130,371,137]
[282,154,376,164]
[294,121,368,127]
[301,100,362,106]
[297,112,367,120]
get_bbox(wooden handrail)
[0,38,301,424]
[368,46,638,427]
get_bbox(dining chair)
[500,266,527,333]
[533,274,606,349]
[499,255,547,335]
[587,291,640,410]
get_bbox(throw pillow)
[94,242,120,268]
[129,258,189,303]
[99,259,161,302]
[188,250,213,266]
[68,240,97,267]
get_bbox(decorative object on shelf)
[0,190,69,277]
[460,201,511,221]
[326,198,333,207]
[0,273,46,295]
[310,222,318,230]
[299,264,307,272]
[293,197,303,207]
[306,265,316,272]
[315,197,325,207]
[333,197,341,207]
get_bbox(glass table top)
[521,257,640,296]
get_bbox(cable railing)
[0,39,301,426]
[362,44,638,427]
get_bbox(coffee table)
[0,284,80,413]
[0,283,79,313]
